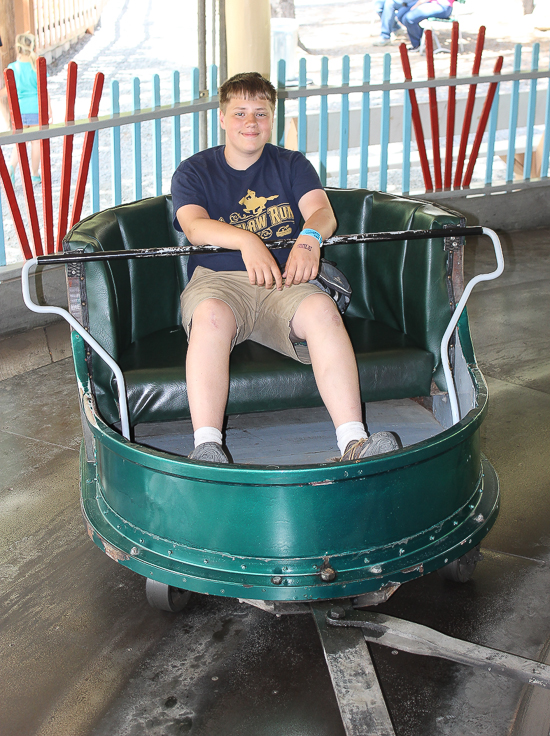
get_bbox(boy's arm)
[176,204,284,290]
[283,189,337,286]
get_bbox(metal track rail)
[326,605,550,690]
[309,601,550,736]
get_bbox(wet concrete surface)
[1,227,549,735]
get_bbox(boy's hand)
[283,235,320,287]
[241,237,284,290]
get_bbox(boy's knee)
[293,293,342,337]
[190,298,237,336]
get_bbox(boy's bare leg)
[290,293,362,427]
[186,298,237,432]
[292,292,400,458]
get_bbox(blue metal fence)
[1,47,549,266]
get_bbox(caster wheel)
[145,578,192,612]
[438,546,483,583]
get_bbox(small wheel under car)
[145,578,192,612]
[438,546,483,583]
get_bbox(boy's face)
[220,96,274,161]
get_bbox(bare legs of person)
[290,293,400,460]
[186,294,399,463]
[185,298,236,463]
[9,137,41,183]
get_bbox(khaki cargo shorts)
[180,267,325,364]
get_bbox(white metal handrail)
[21,258,132,440]
[440,227,504,425]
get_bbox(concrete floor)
[1,227,549,736]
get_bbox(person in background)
[397,0,454,50]
[0,32,52,185]
[373,0,406,46]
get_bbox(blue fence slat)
[152,74,162,196]
[319,57,329,186]
[0,188,5,266]
[277,59,286,147]
[172,71,181,170]
[339,55,350,188]
[209,65,218,148]
[523,43,539,181]
[191,67,200,155]
[380,53,391,193]
[111,80,121,206]
[91,132,100,213]
[485,81,500,186]
[359,54,370,189]
[506,44,522,184]
[542,59,550,179]
[132,78,142,201]
[298,58,307,154]
[402,90,412,195]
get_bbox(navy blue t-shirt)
[171,144,323,278]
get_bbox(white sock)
[194,426,223,448]
[336,421,368,455]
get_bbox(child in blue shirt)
[0,33,52,185]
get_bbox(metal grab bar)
[33,226,485,264]
[21,258,132,440]
[440,227,504,425]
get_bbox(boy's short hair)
[219,72,276,112]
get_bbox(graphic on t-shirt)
[239,190,278,215]
[223,188,297,240]
[276,224,292,237]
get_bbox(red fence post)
[399,43,434,193]
[444,21,459,190]
[57,61,78,250]
[37,57,54,254]
[69,72,104,229]
[4,68,44,256]
[425,30,442,191]
[0,148,33,260]
[461,56,504,189]
[453,26,486,189]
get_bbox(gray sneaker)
[188,442,229,463]
[373,37,392,46]
[341,432,400,461]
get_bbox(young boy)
[171,72,399,463]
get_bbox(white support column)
[225,0,271,80]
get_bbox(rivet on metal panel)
[130,546,139,556]
[272,576,283,585]
[320,560,337,582]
